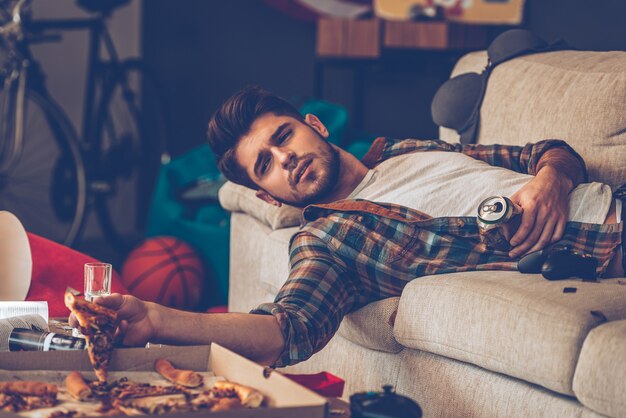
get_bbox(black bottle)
[9,328,87,351]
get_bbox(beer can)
[9,328,87,351]
[477,196,519,233]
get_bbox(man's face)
[235,113,340,207]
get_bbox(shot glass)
[84,262,112,302]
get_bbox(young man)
[72,87,624,367]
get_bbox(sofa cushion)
[218,181,302,230]
[394,271,626,396]
[440,50,626,189]
[338,297,403,354]
[573,319,626,418]
[259,227,299,294]
[228,213,277,313]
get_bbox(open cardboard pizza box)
[0,343,330,417]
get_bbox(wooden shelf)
[316,18,381,58]
[316,18,488,58]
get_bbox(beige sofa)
[220,50,626,417]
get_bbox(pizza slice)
[110,380,185,400]
[65,288,118,382]
[115,389,244,415]
[114,394,191,415]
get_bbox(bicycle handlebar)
[0,0,30,38]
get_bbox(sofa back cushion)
[440,50,626,189]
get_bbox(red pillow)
[26,233,127,318]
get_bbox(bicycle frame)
[0,48,27,176]
[0,0,164,248]
[25,14,123,152]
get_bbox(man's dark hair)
[207,86,304,189]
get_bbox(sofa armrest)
[218,181,303,230]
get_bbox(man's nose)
[271,146,296,170]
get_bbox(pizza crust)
[0,381,57,397]
[0,382,58,412]
[154,359,203,388]
[213,380,264,408]
[65,372,91,401]
[210,397,243,412]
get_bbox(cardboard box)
[0,343,329,418]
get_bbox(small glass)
[84,262,112,302]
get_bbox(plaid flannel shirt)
[251,138,623,367]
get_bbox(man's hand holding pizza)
[69,293,158,347]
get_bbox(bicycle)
[0,0,169,252]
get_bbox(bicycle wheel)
[92,60,169,252]
[0,89,87,245]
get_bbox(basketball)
[121,237,205,310]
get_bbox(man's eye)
[278,130,291,144]
[261,159,270,174]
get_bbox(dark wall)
[144,0,626,157]
[144,0,316,156]
[526,0,626,51]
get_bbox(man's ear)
[255,190,282,207]
[304,114,329,138]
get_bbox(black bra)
[431,29,568,144]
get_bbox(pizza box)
[0,343,330,418]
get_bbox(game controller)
[350,385,422,418]
[517,245,598,280]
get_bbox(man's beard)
[275,140,340,207]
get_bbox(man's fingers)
[509,212,546,258]
[92,293,124,309]
[551,217,567,244]
[509,206,537,247]
[524,219,557,255]
[68,313,78,328]
[114,320,128,344]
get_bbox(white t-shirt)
[348,151,612,224]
